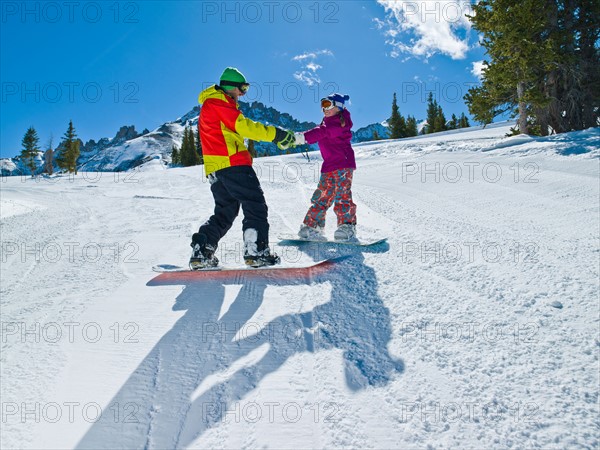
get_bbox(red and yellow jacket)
[198,85,277,176]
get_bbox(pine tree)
[425,93,438,134]
[171,145,180,165]
[406,116,418,136]
[434,105,447,132]
[180,127,201,167]
[188,126,200,165]
[20,127,40,177]
[398,114,407,138]
[59,120,80,174]
[389,93,405,139]
[372,130,380,141]
[180,128,190,166]
[449,114,459,130]
[180,128,189,166]
[465,0,599,134]
[465,0,542,133]
[55,134,66,171]
[459,113,470,128]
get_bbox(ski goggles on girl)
[321,98,335,110]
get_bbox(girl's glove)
[294,132,306,146]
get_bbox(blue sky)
[1,1,487,158]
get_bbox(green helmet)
[219,67,247,90]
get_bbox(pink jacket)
[304,109,356,173]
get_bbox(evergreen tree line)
[464,0,599,135]
[384,92,470,140]
[19,121,80,177]
[171,126,203,167]
[424,92,470,134]
[387,93,419,139]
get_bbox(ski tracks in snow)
[350,155,599,448]
[2,127,598,449]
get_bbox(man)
[190,67,297,269]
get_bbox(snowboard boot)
[298,224,326,241]
[334,224,357,241]
[244,247,281,268]
[243,228,281,268]
[189,243,219,270]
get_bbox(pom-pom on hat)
[322,93,350,110]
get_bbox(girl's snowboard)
[278,236,387,247]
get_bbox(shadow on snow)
[77,242,403,449]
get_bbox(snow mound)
[481,133,538,151]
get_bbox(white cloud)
[291,49,334,86]
[292,50,334,62]
[294,71,321,87]
[373,17,386,30]
[471,60,486,79]
[375,1,474,60]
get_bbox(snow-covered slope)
[1,124,598,449]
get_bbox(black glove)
[273,128,295,150]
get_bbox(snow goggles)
[225,81,250,94]
[321,98,335,110]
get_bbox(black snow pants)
[192,165,270,251]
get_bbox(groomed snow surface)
[1,123,598,449]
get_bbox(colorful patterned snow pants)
[303,168,357,228]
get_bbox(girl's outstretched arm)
[304,123,329,144]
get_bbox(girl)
[294,93,357,241]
